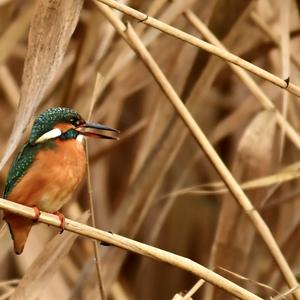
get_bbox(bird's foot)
[32,206,41,223]
[100,230,113,246]
[53,211,65,234]
[101,241,111,247]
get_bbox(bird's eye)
[70,118,82,127]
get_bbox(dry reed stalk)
[207,111,277,300]
[93,3,198,293]
[76,12,118,91]
[129,41,198,181]
[134,10,267,285]
[84,0,186,116]
[92,0,194,99]
[182,279,205,299]
[0,198,262,300]
[164,163,300,197]
[137,0,196,39]
[142,0,168,20]
[261,217,300,293]
[0,289,14,300]
[217,267,282,296]
[94,0,300,97]
[135,90,254,289]
[250,12,300,69]
[172,293,187,299]
[278,0,291,160]
[209,96,260,143]
[100,17,279,280]
[272,286,300,300]
[184,10,300,152]
[111,20,299,295]
[91,2,300,293]
[85,73,106,300]
[179,9,300,296]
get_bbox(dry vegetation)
[1,0,300,299]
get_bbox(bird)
[2,107,119,255]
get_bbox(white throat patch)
[35,128,62,143]
[76,134,85,143]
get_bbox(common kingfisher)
[2,107,119,254]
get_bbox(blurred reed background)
[1,0,300,299]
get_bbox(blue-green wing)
[3,143,40,198]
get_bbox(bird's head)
[29,107,119,144]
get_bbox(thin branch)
[93,0,300,97]
[86,73,106,300]
[0,290,14,300]
[250,12,300,69]
[0,279,19,288]
[272,285,300,300]
[0,198,262,300]
[90,3,299,293]
[278,0,291,160]
[183,10,300,152]
[104,17,298,294]
[182,279,206,299]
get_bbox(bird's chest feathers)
[9,139,86,212]
[38,140,86,209]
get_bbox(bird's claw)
[53,211,65,234]
[32,206,41,223]
[101,230,113,246]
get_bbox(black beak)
[77,122,120,140]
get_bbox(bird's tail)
[3,213,32,255]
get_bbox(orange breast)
[8,139,86,212]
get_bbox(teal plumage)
[3,142,55,199]
[29,107,82,144]
[4,107,83,199]
[3,106,118,254]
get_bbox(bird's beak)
[77,122,120,140]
